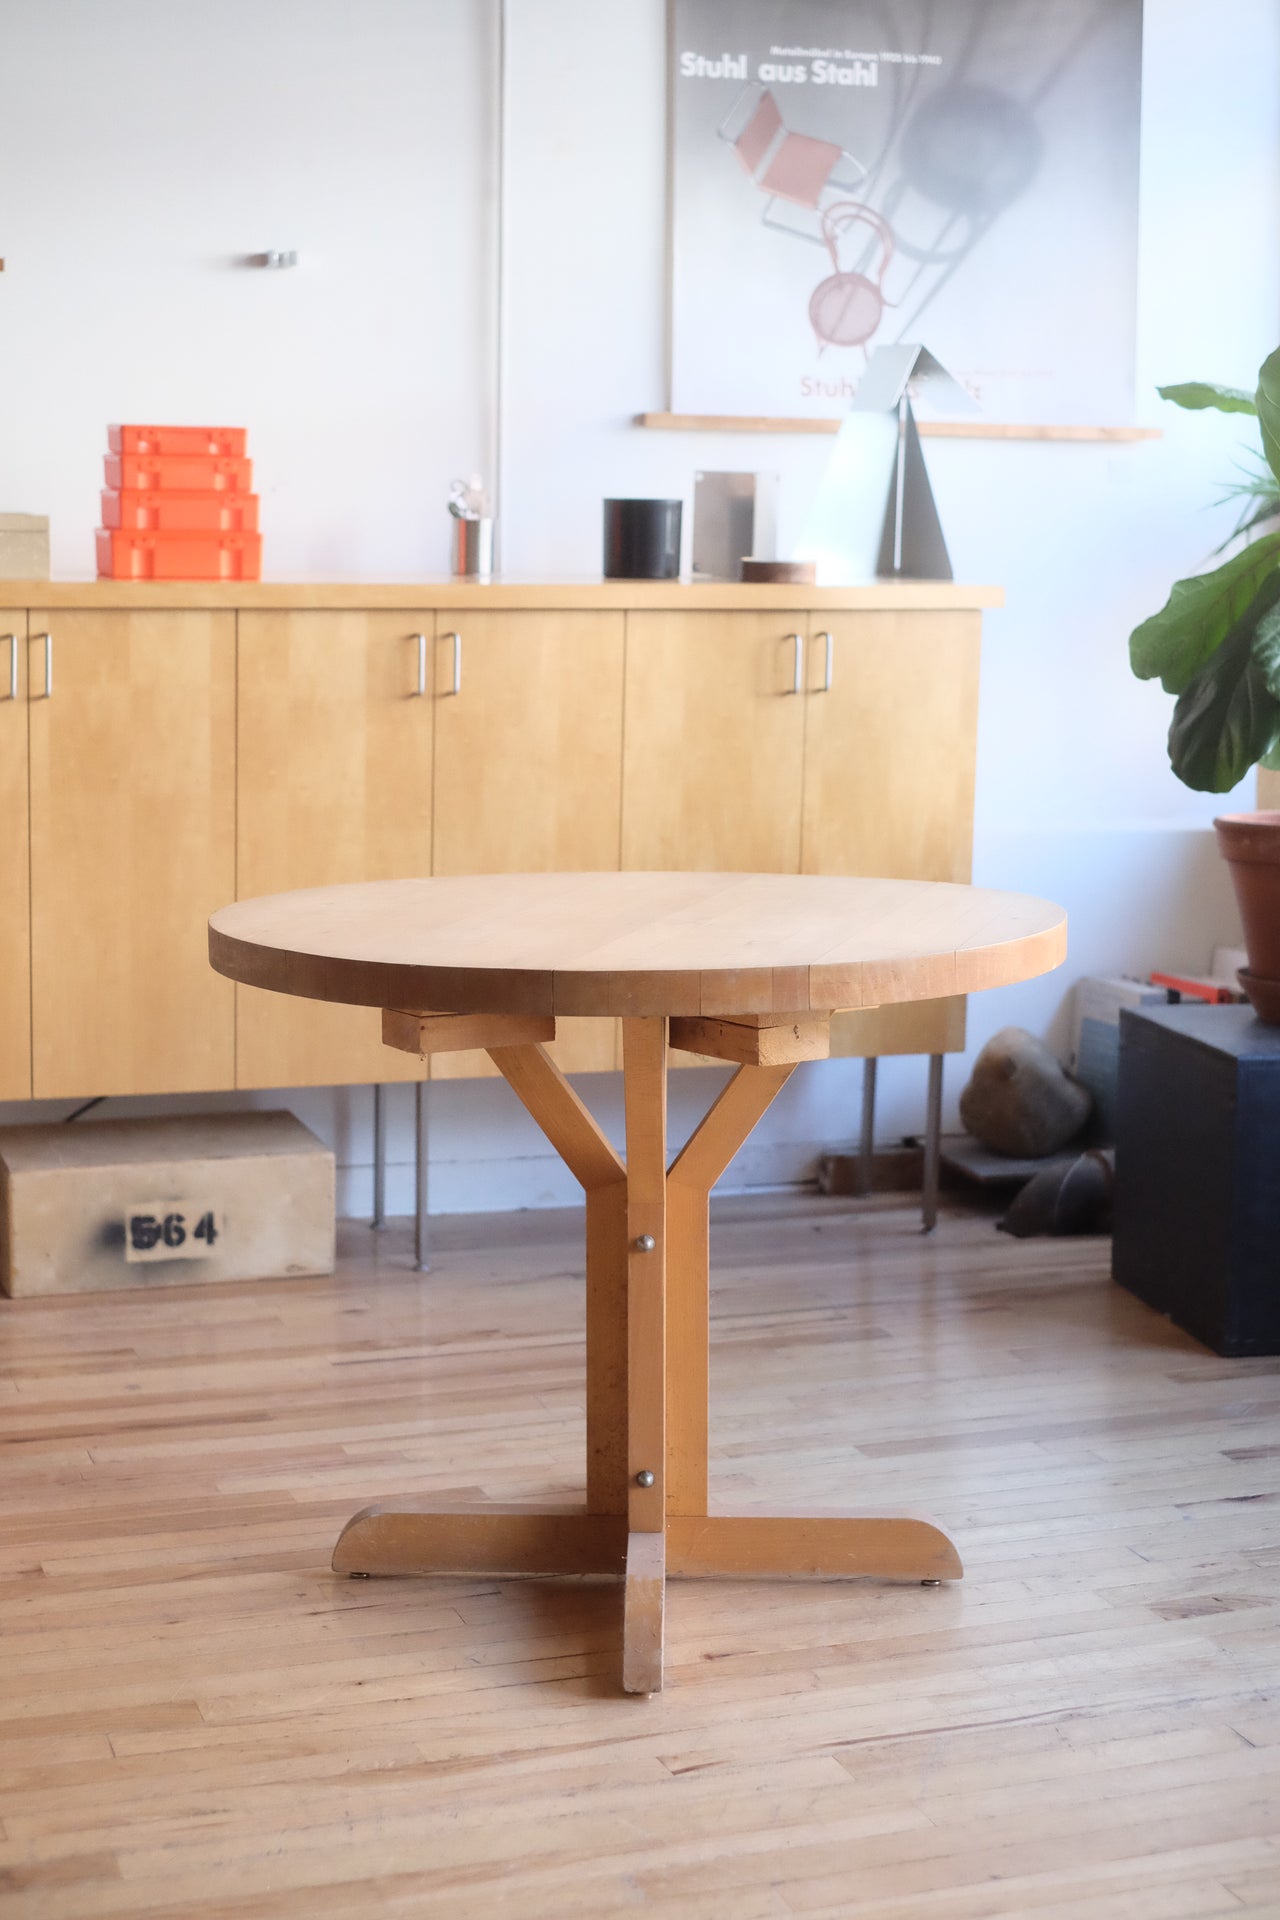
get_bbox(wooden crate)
[0,1111,334,1297]
[0,512,49,579]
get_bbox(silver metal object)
[854,1049,944,1228]
[246,250,297,269]
[921,1578,941,1588]
[853,342,976,418]
[635,1469,655,1488]
[452,517,493,580]
[414,1079,430,1272]
[441,630,462,696]
[371,1084,387,1228]
[921,1053,944,1233]
[413,633,427,697]
[859,1056,877,1196]
[34,632,51,698]
[804,342,972,584]
[788,632,803,694]
[3,635,16,700]
[847,345,973,583]
[818,630,834,693]
[634,1233,656,1253]
[691,470,778,581]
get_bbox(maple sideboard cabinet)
[0,581,997,1101]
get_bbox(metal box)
[691,472,778,581]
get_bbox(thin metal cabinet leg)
[414,1078,430,1272]
[859,1056,878,1197]
[922,1054,943,1234]
[371,1084,387,1228]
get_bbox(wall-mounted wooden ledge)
[636,412,1162,443]
[2,579,1004,612]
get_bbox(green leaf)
[1158,381,1257,415]
[1167,584,1280,791]
[1262,737,1280,772]
[1258,348,1280,486]
[1255,598,1280,698]
[1129,531,1280,692]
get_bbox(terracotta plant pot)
[1214,810,1280,1021]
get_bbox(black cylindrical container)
[602,498,683,579]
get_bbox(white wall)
[1,0,497,581]
[2,0,1277,1216]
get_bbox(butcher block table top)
[208,870,1066,1018]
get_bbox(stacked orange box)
[96,425,262,580]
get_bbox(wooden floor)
[3,1193,1280,1919]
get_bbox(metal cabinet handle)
[2,634,15,700]
[441,630,461,696]
[815,630,834,694]
[787,631,803,694]
[412,631,427,696]
[33,632,52,698]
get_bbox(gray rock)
[997,1149,1115,1238]
[958,1026,1093,1158]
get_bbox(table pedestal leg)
[623,1530,665,1695]
[620,1016,668,1692]
[331,1026,963,1696]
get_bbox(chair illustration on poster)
[719,72,1045,363]
[718,83,867,241]
[808,201,897,351]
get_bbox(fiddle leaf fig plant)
[1129,347,1280,791]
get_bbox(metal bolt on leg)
[633,1233,656,1252]
[635,1470,655,1488]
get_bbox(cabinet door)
[28,609,236,1097]
[802,610,980,1058]
[621,612,807,873]
[431,611,624,1078]
[236,611,435,1089]
[800,610,980,881]
[0,612,30,1099]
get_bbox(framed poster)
[670,1,1142,423]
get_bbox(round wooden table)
[210,871,1066,1694]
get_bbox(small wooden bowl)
[740,559,817,585]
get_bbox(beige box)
[0,514,50,580]
[0,1111,335,1297]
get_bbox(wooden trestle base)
[331,1016,963,1695]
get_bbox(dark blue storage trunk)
[1113,1004,1280,1356]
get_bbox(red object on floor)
[1149,971,1241,1005]
[108,424,248,458]
[104,451,254,493]
[96,527,263,580]
[101,489,260,533]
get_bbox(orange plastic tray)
[104,452,253,493]
[96,528,262,581]
[102,489,260,533]
[108,424,248,458]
